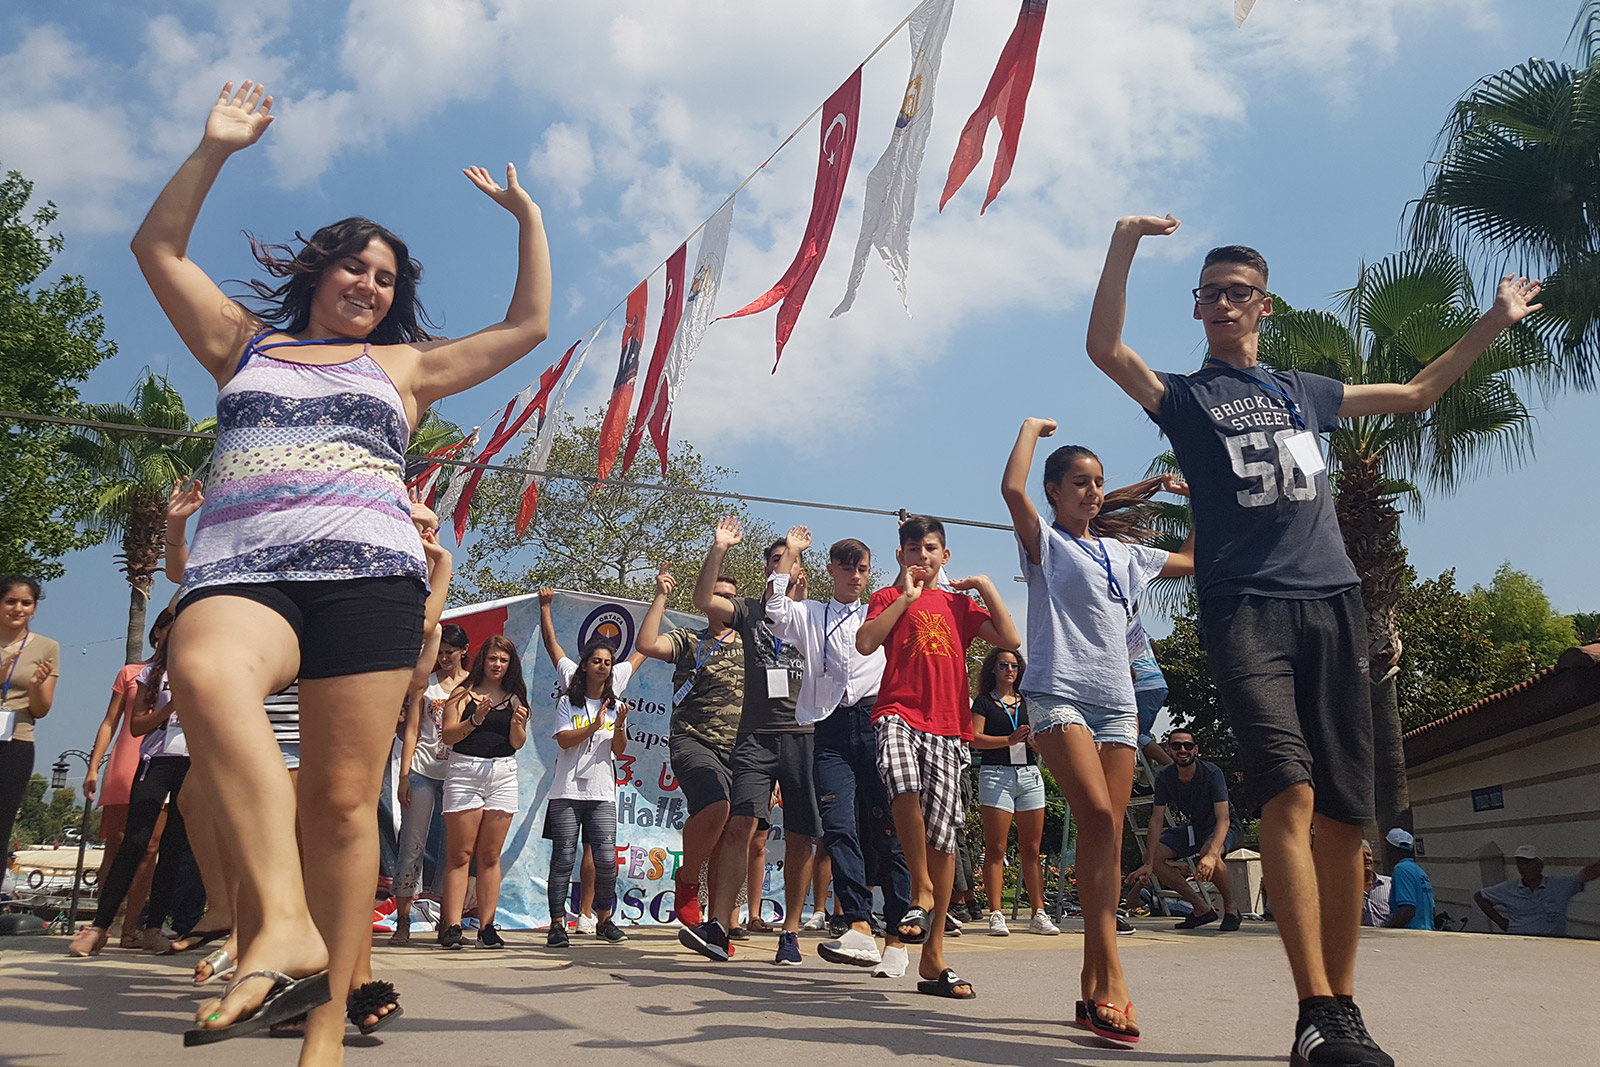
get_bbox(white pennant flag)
[660,196,735,422]
[431,423,481,527]
[833,0,956,318]
[514,320,607,518]
[1234,0,1258,26]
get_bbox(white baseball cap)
[1385,827,1414,849]
[1513,845,1541,861]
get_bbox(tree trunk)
[119,497,166,665]
[124,582,148,665]
[1333,455,1411,857]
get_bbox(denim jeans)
[393,772,445,899]
[812,700,910,929]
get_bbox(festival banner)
[650,198,735,463]
[596,282,649,485]
[441,590,793,929]
[621,241,688,477]
[939,0,1047,214]
[721,67,863,372]
[833,0,956,318]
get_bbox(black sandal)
[896,906,931,945]
[1085,1000,1141,1044]
[347,980,403,1035]
[184,969,331,1047]
[915,968,976,1000]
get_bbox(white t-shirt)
[411,678,455,780]
[135,663,188,760]
[547,656,634,802]
[1019,522,1168,713]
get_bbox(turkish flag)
[596,280,648,485]
[940,0,1047,214]
[621,242,687,477]
[721,66,862,372]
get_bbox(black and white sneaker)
[476,923,506,949]
[1116,914,1136,935]
[1338,998,1395,1067]
[1292,999,1375,1067]
[677,919,731,962]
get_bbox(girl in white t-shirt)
[537,587,647,947]
[1000,417,1195,1045]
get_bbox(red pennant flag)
[406,435,476,507]
[940,0,1047,214]
[720,66,862,372]
[622,242,687,477]
[513,340,582,536]
[452,344,577,544]
[596,281,648,485]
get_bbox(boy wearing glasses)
[1087,214,1542,1067]
[1123,729,1240,929]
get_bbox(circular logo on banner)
[578,603,636,658]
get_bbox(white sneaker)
[818,928,882,967]
[576,913,598,935]
[987,911,1009,936]
[801,910,827,931]
[1028,911,1060,936]
[871,944,909,978]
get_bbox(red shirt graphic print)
[868,586,990,740]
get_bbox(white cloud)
[528,122,595,206]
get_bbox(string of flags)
[412,0,1258,543]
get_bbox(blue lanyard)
[694,629,734,670]
[1,632,30,707]
[1206,358,1305,430]
[1053,523,1130,618]
[994,693,1021,733]
[821,601,860,675]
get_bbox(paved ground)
[2,917,1595,1066]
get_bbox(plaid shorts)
[874,714,969,854]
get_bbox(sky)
[1,0,1590,783]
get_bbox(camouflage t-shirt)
[666,626,745,749]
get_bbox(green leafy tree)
[1470,563,1579,671]
[459,410,835,610]
[1395,567,1537,729]
[13,775,96,848]
[65,373,215,663]
[1409,2,1600,386]
[1259,250,1549,836]
[1572,612,1600,644]
[0,169,118,579]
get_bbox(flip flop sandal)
[1173,910,1218,930]
[194,948,233,986]
[178,929,229,952]
[67,926,108,958]
[916,968,976,1000]
[268,1013,306,1038]
[183,969,332,1047]
[1074,1001,1089,1029]
[896,907,931,945]
[1085,1001,1141,1044]
[347,980,403,1036]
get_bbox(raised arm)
[636,565,677,662]
[1155,474,1197,578]
[1340,275,1542,417]
[764,526,811,639]
[1002,419,1052,565]
[1086,215,1178,415]
[953,575,1022,652]
[857,569,925,655]
[538,586,565,666]
[131,82,274,383]
[164,477,204,583]
[692,517,741,627]
[405,166,552,411]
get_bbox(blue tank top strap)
[234,326,276,377]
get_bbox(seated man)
[1360,842,1391,928]
[1124,729,1241,930]
[1474,844,1600,937]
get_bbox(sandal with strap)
[67,925,108,958]
[194,948,233,986]
[1086,1001,1141,1044]
[347,980,403,1035]
[184,969,332,1047]
[916,968,976,1000]
[896,906,931,945]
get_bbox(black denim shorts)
[668,733,734,816]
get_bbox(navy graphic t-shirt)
[1150,365,1358,601]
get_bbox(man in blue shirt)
[1474,844,1600,937]
[1383,829,1434,931]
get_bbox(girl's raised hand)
[203,81,275,153]
[463,164,539,219]
[1159,473,1191,497]
[168,477,205,520]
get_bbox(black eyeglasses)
[1192,284,1265,306]
[1168,741,1197,751]
[994,663,1019,671]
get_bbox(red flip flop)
[1086,1001,1141,1044]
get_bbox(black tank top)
[452,693,517,759]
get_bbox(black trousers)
[94,757,191,930]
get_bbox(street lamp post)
[51,749,104,929]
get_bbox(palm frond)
[1349,250,1474,343]
[1260,306,1358,381]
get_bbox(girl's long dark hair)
[236,217,438,345]
[978,646,1026,697]
[564,637,621,708]
[138,629,171,717]
[1042,445,1162,544]
[464,634,529,707]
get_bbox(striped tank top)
[180,331,428,597]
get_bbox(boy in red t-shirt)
[856,515,1020,999]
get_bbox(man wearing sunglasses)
[1124,730,1240,930]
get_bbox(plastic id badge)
[0,710,14,743]
[1008,742,1027,765]
[766,668,790,699]
[673,675,696,706]
[1283,431,1326,477]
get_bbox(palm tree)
[1409,1,1600,387]
[65,372,214,664]
[1259,250,1551,837]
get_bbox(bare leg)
[474,811,514,928]
[1014,807,1047,915]
[579,844,596,920]
[1258,782,1332,999]
[442,809,484,928]
[780,833,813,933]
[889,793,933,938]
[744,827,768,927]
[681,801,730,890]
[176,780,235,941]
[812,851,832,916]
[169,600,325,1040]
[979,806,1012,914]
[711,816,757,928]
[915,849,968,993]
[1312,814,1364,997]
